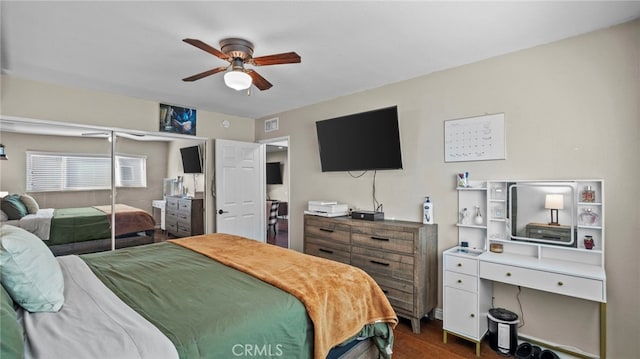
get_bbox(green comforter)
[49,207,111,245]
[81,242,314,359]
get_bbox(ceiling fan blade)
[249,52,301,66]
[182,66,227,82]
[183,38,230,61]
[246,70,273,91]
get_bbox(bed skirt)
[48,232,154,256]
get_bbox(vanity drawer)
[480,261,604,302]
[444,271,478,293]
[445,255,478,276]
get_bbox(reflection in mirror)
[509,182,576,247]
[0,118,207,255]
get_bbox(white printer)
[305,200,349,217]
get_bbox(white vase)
[474,206,483,225]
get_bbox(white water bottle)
[423,197,433,224]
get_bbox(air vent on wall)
[264,117,279,132]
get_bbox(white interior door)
[215,139,265,242]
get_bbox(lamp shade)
[545,194,564,210]
[224,70,252,91]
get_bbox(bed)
[1,195,155,255]
[0,225,398,359]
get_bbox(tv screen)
[315,106,403,172]
[266,162,283,184]
[180,146,202,173]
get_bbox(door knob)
[218,209,228,215]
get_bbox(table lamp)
[545,194,564,226]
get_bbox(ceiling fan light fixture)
[224,70,252,91]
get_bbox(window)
[26,151,147,192]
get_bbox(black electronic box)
[351,210,384,221]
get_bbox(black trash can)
[487,308,519,355]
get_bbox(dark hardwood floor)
[267,218,288,248]
[393,317,504,359]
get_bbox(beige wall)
[256,20,640,357]
[1,75,256,232]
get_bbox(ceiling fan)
[182,38,301,91]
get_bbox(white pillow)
[20,194,40,214]
[0,224,64,312]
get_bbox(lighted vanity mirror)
[508,182,576,247]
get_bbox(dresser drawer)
[166,222,178,233]
[178,199,192,212]
[304,224,350,245]
[176,227,192,237]
[177,221,192,232]
[304,242,350,264]
[480,261,604,302]
[366,272,414,312]
[368,273,414,294]
[351,226,414,254]
[166,197,179,211]
[305,236,350,253]
[351,250,413,281]
[444,271,478,293]
[166,211,179,224]
[445,255,478,276]
[377,282,413,313]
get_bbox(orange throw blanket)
[170,233,398,359]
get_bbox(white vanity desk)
[443,180,606,358]
[480,251,606,303]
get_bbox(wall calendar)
[444,113,506,162]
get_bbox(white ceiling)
[2,1,639,119]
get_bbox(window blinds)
[27,151,146,192]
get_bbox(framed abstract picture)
[159,104,197,135]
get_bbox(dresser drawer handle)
[318,248,334,254]
[506,272,512,277]
[370,236,390,242]
[457,263,462,267]
[457,279,462,284]
[319,228,334,233]
[470,313,475,318]
[370,260,390,267]
[557,281,563,286]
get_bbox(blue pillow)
[0,195,28,220]
[0,224,64,312]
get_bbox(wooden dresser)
[303,214,438,333]
[166,195,204,238]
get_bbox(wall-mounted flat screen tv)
[315,106,403,172]
[266,162,283,184]
[180,145,202,173]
